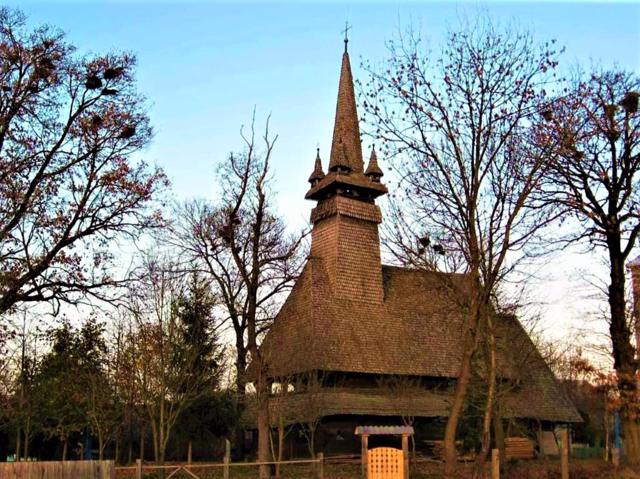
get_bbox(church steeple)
[328,49,363,173]
[305,41,387,305]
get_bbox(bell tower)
[305,42,387,304]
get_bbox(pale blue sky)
[12,1,640,349]
[13,1,640,216]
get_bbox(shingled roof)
[258,260,580,423]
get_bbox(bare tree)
[169,115,305,472]
[0,8,166,316]
[541,69,640,461]
[361,18,562,476]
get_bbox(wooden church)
[251,43,581,457]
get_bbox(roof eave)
[305,173,388,201]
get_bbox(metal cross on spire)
[342,21,351,52]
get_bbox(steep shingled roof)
[328,51,364,173]
[257,260,581,423]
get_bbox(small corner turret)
[308,148,325,186]
[365,146,383,182]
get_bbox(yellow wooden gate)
[367,447,404,479]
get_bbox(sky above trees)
[10,0,640,353]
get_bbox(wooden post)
[317,452,324,479]
[560,428,569,479]
[224,439,231,479]
[361,434,369,478]
[491,448,500,479]
[135,459,142,479]
[401,434,409,479]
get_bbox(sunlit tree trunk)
[474,312,497,478]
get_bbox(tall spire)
[328,47,364,173]
[305,40,387,203]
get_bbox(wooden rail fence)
[0,460,115,479]
[115,455,324,479]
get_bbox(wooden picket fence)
[0,460,115,479]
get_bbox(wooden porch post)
[401,434,409,479]
[361,434,369,478]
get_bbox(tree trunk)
[411,434,416,461]
[444,291,481,477]
[139,426,145,461]
[151,420,159,464]
[187,439,192,464]
[98,429,104,460]
[158,424,167,467]
[275,416,285,478]
[234,343,247,460]
[623,418,640,464]
[473,313,497,478]
[15,426,20,461]
[258,402,271,479]
[608,237,640,463]
[310,428,316,459]
[23,420,30,460]
[23,431,29,461]
[62,437,68,461]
